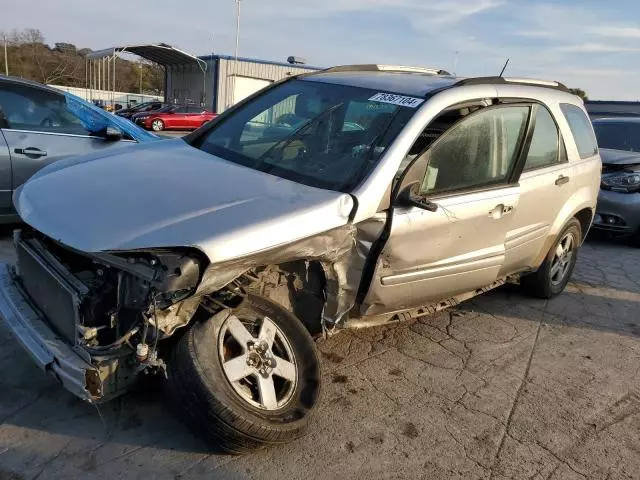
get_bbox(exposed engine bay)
[14,228,219,399]
[13,225,351,401]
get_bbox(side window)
[187,106,204,114]
[560,103,598,158]
[174,106,189,114]
[420,106,529,196]
[0,84,90,135]
[524,105,561,171]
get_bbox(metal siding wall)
[216,58,317,113]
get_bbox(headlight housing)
[601,171,640,193]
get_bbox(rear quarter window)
[560,103,598,159]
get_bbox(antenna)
[499,58,510,77]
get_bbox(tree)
[0,28,164,94]
[569,88,588,101]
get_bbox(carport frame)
[86,44,208,107]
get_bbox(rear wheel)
[151,119,164,131]
[520,218,582,299]
[165,295,321,453]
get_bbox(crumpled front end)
[0,229,205,402]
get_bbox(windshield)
[593,121,640,152]
[191,79,418,191]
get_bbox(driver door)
[0,82,132,190]
[360,104,531,317]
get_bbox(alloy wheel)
[549,232,574,286]
[218,314,297,410]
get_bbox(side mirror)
[104,126,123,141]
[396,182,438,212]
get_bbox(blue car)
[0,76,158,222]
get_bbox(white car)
[0,65,601,452]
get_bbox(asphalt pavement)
[1,234,639,480]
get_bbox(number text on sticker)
[369,93,424,108]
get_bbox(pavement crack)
[443,423,490,471]
[0,387,54,425]
[533,440,588,479]
[31,438,72,480]
[355,364,399,406]
[488,303,546,480]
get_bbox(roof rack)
[320,64,451,76]
[454,76,570,92]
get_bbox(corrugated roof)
[88,44,206,67]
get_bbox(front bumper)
[593,189,640,235]
[0,263,101,401]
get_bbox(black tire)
[165,294,321,453]
[520,218,582,299]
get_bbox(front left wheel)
[165,295,321,453]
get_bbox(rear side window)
[560,104,598,158]
[524,105,561,170]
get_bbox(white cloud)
[591,26,640,38]
[556,43,640,53]
[510,30,557,38]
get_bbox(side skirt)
[338,275,518,331]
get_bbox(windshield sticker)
[369,93,424,108]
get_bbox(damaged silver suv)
[0,65,601,452]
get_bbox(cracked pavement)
[1,234,639,480]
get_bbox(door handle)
[14,147,48,158]
[489,204,514,219]
[555,175,570,186]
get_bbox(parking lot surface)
[0,233,639,480]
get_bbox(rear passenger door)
[169,106,190,128]
[501,103,573,274]
[186,107,206,128]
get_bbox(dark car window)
[174,106,190,114]
[560,104,598,158]
[419,105,529,196]
[187,106,204,114]
[192,79,418,192]
[0,83,91,135]
[524,105,561,171]
[593,121,640,152]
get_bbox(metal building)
[166,55,321,113]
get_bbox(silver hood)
[15,139,355,263]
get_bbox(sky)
[2,0,640,100]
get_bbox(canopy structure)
[85,43,208,107]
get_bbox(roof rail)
[454,76,570,92]
[320,64,451,76]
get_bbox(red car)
[141,105,216,131]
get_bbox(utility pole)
[230,0,241,107]
[3,34,8,76]
[234,0,241,64]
